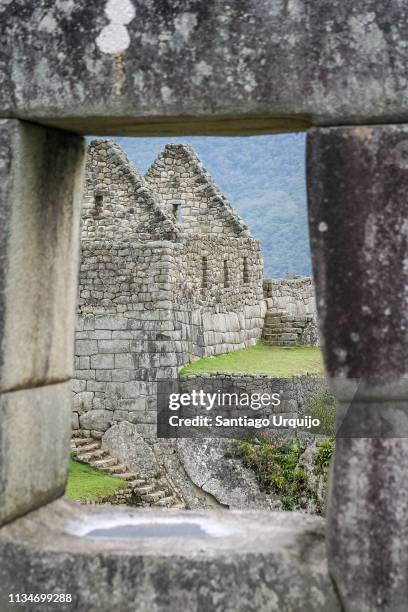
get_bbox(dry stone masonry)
[262,277,318,346]
[73,141,266,436]
[2,2,408,611]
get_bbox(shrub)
[314,438,335,471]
[228,436,313,511]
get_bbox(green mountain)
[108,134,309,277]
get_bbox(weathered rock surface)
[0,119,85,393]
[1,3,408,133]
[0,382,71,527]
[298,441,329,515]
[308,125,408,611]
[308,124,408,400]
[328,438,408,612]
[0,498,341,612]
[177,438,280,509]
[80,409,113,432]
[102,421,158,477]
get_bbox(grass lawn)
[65,459,126,503]
[180,343,324,377]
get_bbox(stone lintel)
[1,2,408,134]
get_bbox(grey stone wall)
[145,144,249,236]
[72,140,264,436]
[179,372,327,427]
[263,277,317,319]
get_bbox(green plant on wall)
[314,438,335,471]
[227,435,335,512]
[308,390,336,437]
[227,437,310,510]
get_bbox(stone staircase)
[71,431,185,509]
[262,309,313,346]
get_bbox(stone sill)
[0,499,341,612]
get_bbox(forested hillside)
[110,134,310,277]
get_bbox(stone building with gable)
[73,140,265,435]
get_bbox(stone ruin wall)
[263,277,317,320]
[174,234,265,359]
[72,141,265,437]
[179,371,327,425]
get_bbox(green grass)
[180,343,324,377]
[65,460,126,503]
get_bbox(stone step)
[155,496,177,507]
[143,490,166,503]
[90,457,118,469]
[134,484,157,495]
[102,464,126,475]
[117,472,143,482]
[74,437,95,447]
[71,430,85,439]
[263,332,298,340]
[77,448,108,462]
[263,331,300,338]
[264,317,285,324]
[71,436,185,510]
[263,327,301,334]
[128,479,149,488]
[76,442,100,453]
[263,340,297,347]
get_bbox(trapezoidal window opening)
[202,256,208,288]
[173,202,183,223]
[223,259,230,288]
[94,193,103,210]
[243,256,249,284]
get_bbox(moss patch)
[181,343,324,377]
[65,459,127,503]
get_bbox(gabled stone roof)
[145,144,251,238]
[82,140,179,243]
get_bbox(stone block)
[72,379,86,393]
[78,356,90,369]
[0,120,85,392]
[90,354,114,369]
[98,340,130,354]
[71,412,79,430]
[0,382,71,526]
[102,421,158,477]
[95,370,112,382]
[95,315,128,330]
[79,410,112,432]
[86,380,107,393]
[75,340,98,356]
[0,500,341,612]
[73,391,94,412]
[119,397,149,412]
[114,353,134,369]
